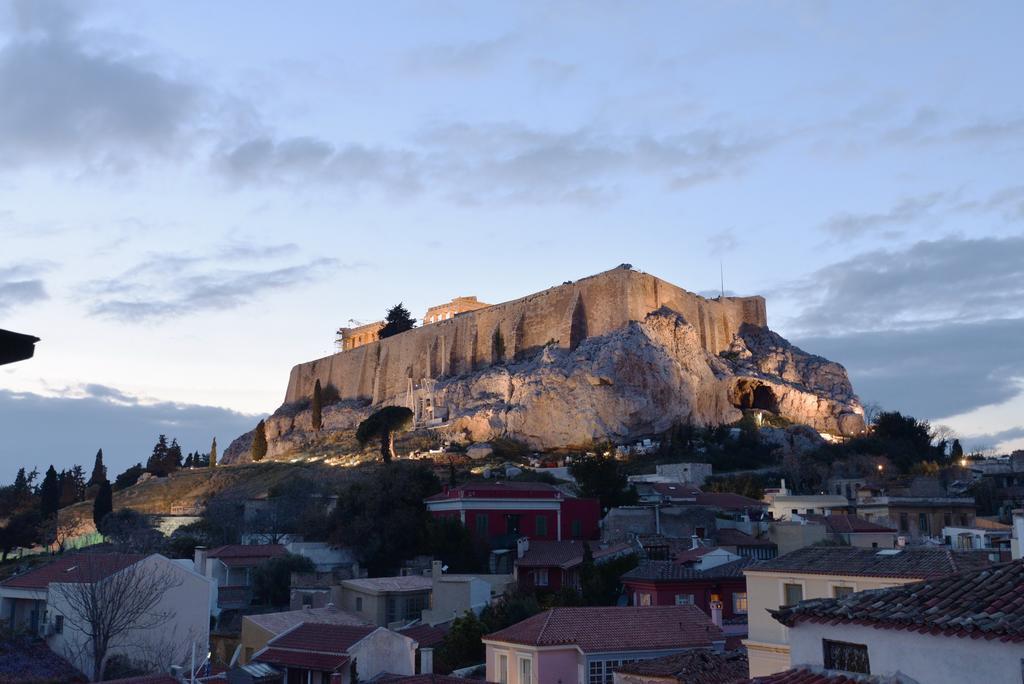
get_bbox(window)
[505,514,521,536]
[571,519,583,539]
[534,569,549,587]
[674,593,695,605]
[783,583,803,607]
[355,597,363,612]
[535,515,548,537]
[899,512,909,532]
[960,514,968,526]
[733,592,748,614]
[918,513,929,535]
[497,654,508,684]
[943,513,952,527]
[301,593,313,607]
[823,639,870,674]
[638,592,653,606]
[588,658,632,684]
[518,655,532,684]
[386,596,398,623]
[695,527,706,538]
[476,514,489,536]
[54,615,63,634]
[832,586,854,598]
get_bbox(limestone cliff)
[224,307,864,464]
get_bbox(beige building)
[238,604,370,664]
[336,320,383,352]
[338,575,433,628]
[423,296,490,325]
[855,495,976,540]
[743,546,993,677]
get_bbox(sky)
[1,0,1022,481]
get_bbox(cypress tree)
[89,449,106,486]
[252,420,268,462]
[951,439,964,461]
[40,466,60,518]
[93,479,113,532]
[312,379,323,431]
[210,437,217,467]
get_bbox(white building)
[0,552,212,679]
[771,561,1024,684]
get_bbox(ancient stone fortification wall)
[284,267,767,406]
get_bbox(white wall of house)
[422,576,492,625]
[46,554,212,678]
[789,621,1024,684]
[348,628,417,679]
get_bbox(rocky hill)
[224,307,864,464]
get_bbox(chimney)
[432,560,443,580]
[710,596,723,628]
[193,546,208,575]
[326,602,337,612]
[691,534,700,550]
[517,537,530,559]
[420,646,434,674]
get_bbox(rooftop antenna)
[719,261,725,299]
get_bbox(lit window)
[674,593,694,605]
[733,592,748,613]
[639,593,652,606]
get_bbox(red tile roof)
[672,546,716,563]
[515,541,633,569]
[398,623,450,649]
[746,546,993,579]
[483,605,723,652]
[255,647,350,672]
[623,558,756,582]
[270,623,376,652]
[0,553,144,590]
[207,545,286,566]
[694,492,766,510]
[715,528,777,547]
[772,560,1024,642]
[614,649,748,683]
[425,481,567,501]
[804,514,896,534]
[745,668,880,683]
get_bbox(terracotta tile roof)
[672,546,717,563]
[771,560,1024,642]
[0,553,144,590]
[623,558,756,582]
[342,575,433,593]
[515,540,633,569]
[398,622,450,648]
[803,514,896,534]
[746,546,993,579]
[613,649,748,683]
[207,545,286,567]
[745,668,898,683]
[425,481,566,501]
[715,528,777,547]
[483,605,723,652]
[269,622,376,652]
[255,647,350,671]
[652,483,702,499]
[244,605,370,634]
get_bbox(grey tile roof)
[622,557,757,581]
[745,545,993,579]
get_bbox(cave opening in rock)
[734,380,780,413]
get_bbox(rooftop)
[515,540,633,569]
[745,545,993,580]
[244,605,370,634]
[613,649,748,683]
[342,575,433,593]
[694,492,766,510]
[715,528,778,547]
[746,669,911,683]
[623,558,756,582]
[255,647,350,672]
[652,483,702,499]
[803,514,897,534]
[252,622,377,670]
[0,553,144,590]
[425,481,569,501]
[207,544,286,560]
[397,622,450,648]
[772,560,1024,642]
[483,605,723,652]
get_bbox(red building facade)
[621,558,753,621]
[424,482,600,546]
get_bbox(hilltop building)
[422,295,490,324]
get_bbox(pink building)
[482,605,725,684]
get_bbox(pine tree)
[147,435,170,474]
[12,468,28,495]
[93,479,113,532]
[167,438,183,472]
[378,303,416,339]
[40,466,60,518]
[58,470,78,508]
[89,449,107,486]
[951,439,964,461]
[252,420,268,462]
[312,379,323,431]
[69,465,87,501]
[183,453,194,468]
[210,437,217,467]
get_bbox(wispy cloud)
[403,35,517,76]
[0,262,53,313]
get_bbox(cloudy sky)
[1,0,1022,481]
